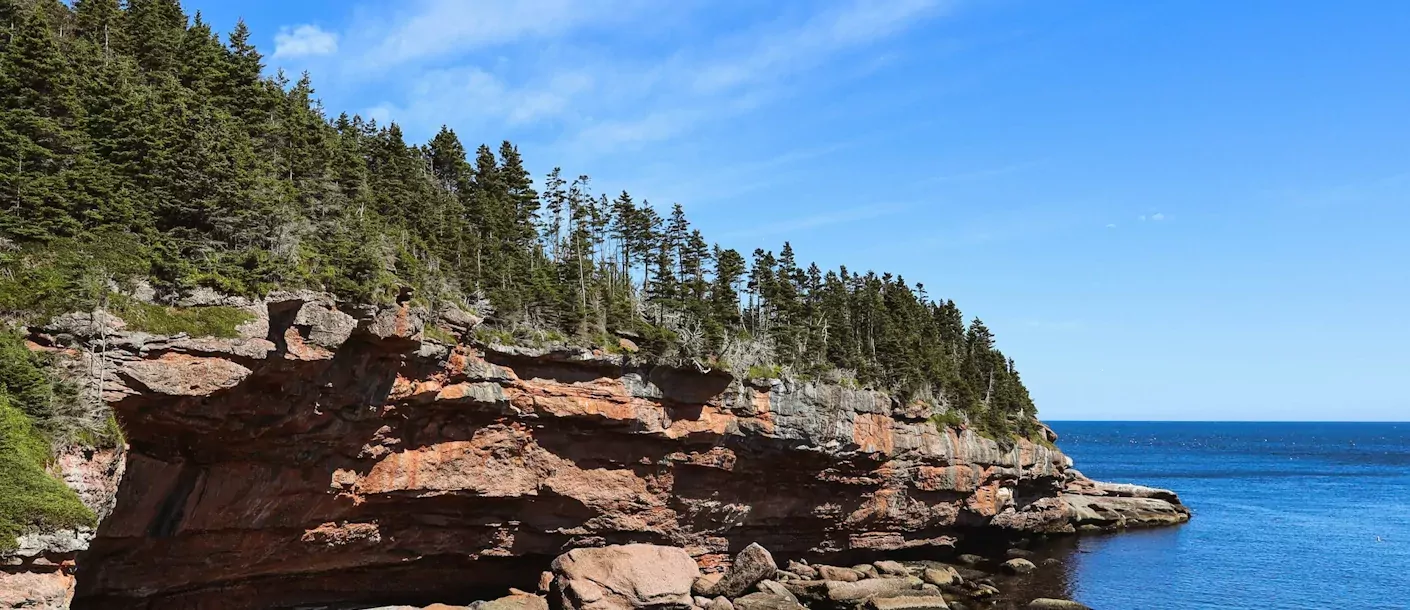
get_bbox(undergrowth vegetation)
[0,330,111,550]
[107,295,253,338]
[0,395,96,551]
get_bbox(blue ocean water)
[1047,421,1410,610]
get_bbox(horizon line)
[1043,419,1408,424]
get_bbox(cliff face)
[14,294,1187,610]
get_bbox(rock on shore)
[364,541,1095,610]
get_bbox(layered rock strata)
[11,294,1187,609]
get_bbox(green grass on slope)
[109,295,255,338]
[0,395,95,552]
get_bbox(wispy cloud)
[916,160,1043,186]
[717,202,916,241]
[1271,170,1410,210]
[347,0,645,72]
[327,0,949,151]
[1138,212,1167,221]
[364,66,595,131]
[691,0,948,94]
[273,25,338,59]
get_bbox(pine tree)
[220,19,272,132]
[540,167,566,260]
[710,246,746,331]
[123,0,185,75]
[176,12,226,96]
[73,0,121,59]
[665,203,689,279]
[498,141,537,253]
[608,191,636,278]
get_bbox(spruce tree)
[123,0,185,75]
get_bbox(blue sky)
[185,0,1409,422]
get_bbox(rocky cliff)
[6,294,1187,609]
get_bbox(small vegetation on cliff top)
[107,295,253,338]
[0,0,1040,440]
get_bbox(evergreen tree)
[73,0,121,57]
[123,0,185,75]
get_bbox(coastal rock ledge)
[5,295,1188,609]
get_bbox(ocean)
[1036,421,1410,609]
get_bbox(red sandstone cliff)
[6,293,1187,609]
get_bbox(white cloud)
[348,0,948,150]
[350,0,644,71]
[1151,212,1166,221]
[1105,223,1117,229]
[364,66,595,135]
[273,25,339,59]
[691,0,946,93]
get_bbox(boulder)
[364,605,469,610]
[705,597,735,610]
[1062,492,1190,529]
[955,554,985,567]
[873,560,909,577]
[437,304,483,332]
[971,584,999,599]
[953,566,987,583]
[1027,600,1091,610]
[869,596,950,610]
[693,573,725,596]
[780,580,829,603]
[1005,548,1035,559]
[785,560,817,580]
[756,580,798,602]
[852,564,879,578]
[701,543,777,598]
[824,578,921,602]
[816,565,862,582]
[921,567,958,586]
[1002,558,1037,574]
[733,593,805,610]
[551,544,700,610]
[480,593,549,610]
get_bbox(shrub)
[928,409,967,431]
[422,325,458,344]
[746,364,783,380]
